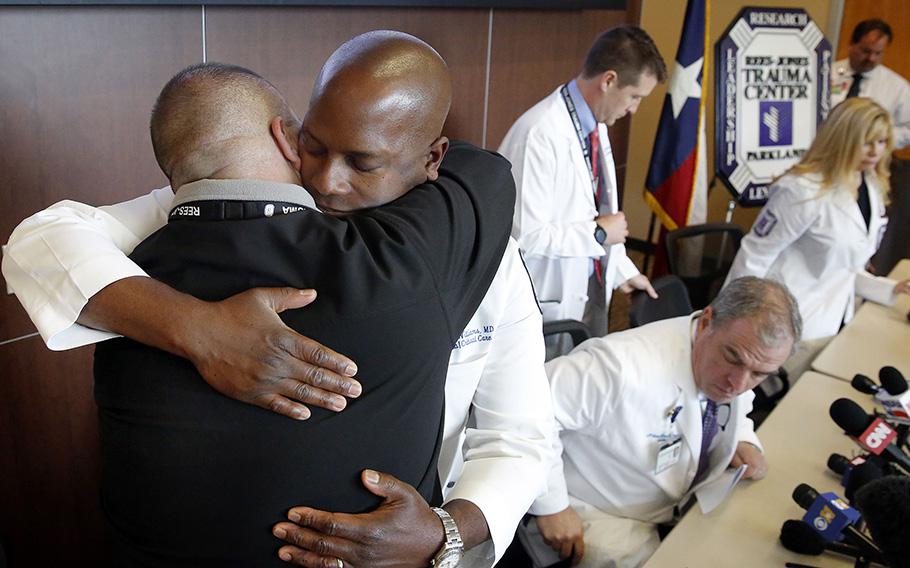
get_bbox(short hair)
[851,19,893,44]
[582,25,668,86]
[710,277,802,349]
[150,62,297,183]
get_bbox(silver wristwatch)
[429,507,464,567]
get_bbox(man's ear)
[423,136,449,181]
[601,70,619,91]
[697,306,714,334]
[270,116,301,171]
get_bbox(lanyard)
[169,200,309,221]
[560,84,600,202]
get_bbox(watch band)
[429,507,464,567]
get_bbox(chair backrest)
[629,275,693,328]
[665,222,745,309]
[542,319,591,350]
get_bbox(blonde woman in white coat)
[727,97,910,342]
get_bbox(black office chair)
[749,366,790,429]
[665,223,745,310]
[628,275,693,328]
[542,319,591,349]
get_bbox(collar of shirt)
[172,178,319,211]
[689,310,711,405]
[567,78,598,138]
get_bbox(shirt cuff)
[32,254,148,350]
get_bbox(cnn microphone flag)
[644,0,708,231]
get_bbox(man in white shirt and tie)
[527,277,800,567]
[831,18,910,149]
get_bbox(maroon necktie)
[589,130,604,287]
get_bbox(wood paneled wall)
[0,5,631,565]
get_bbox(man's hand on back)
[272,470,491,567]
[272,470,444,568]
[79,277,361,420]
[184,287,362,419]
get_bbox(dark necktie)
[846,72,863,99]
[857,174,871,230]
[693,399,719,485]
[589,130,605,287]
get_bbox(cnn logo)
[860,419,896,453]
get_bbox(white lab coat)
[498,87,639,324]
[530,315,760,566]
[726,173,896,341]
[831,59,910,150]
[1,190,553,567]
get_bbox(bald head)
[312,31,452,150]
[150,63,299,189]
[298,31,454,213]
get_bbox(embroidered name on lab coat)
[453,325,495,349]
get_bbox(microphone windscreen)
[852,374,880,395]
[879,366,908,396]
[854,476,910,568]
[845,460,884,502]
[830,398,872,436]
[828,453,851,475]
[779,519,825,555]
[792,483,819,510]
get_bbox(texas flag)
[645,0,708,232]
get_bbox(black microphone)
[854,476,910,568]
[877,367,910,452]
[880,367,908,396]
[844,460,884,503]
[828,453,853,476]
[792,483,885,564]
[830,398,910,474]
[779,519,867,558]
[854,374,882,395]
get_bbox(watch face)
[434,547,464,568]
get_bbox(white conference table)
[812,259,910,382]
[644,372,874,568]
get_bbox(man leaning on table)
[528,276,801,568]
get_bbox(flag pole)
[643,212,657,275]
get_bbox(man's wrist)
[441,499,489,552]
[156,287,212,362]
[429,507,464,567]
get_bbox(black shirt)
[93,142,514,567]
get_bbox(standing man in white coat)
[831,19,910,150]
[499,26,665,351]
[527,277,801,567]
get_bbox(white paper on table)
[696,464,748,514]
[860,274,898,306]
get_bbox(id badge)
[655,438,682,475]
